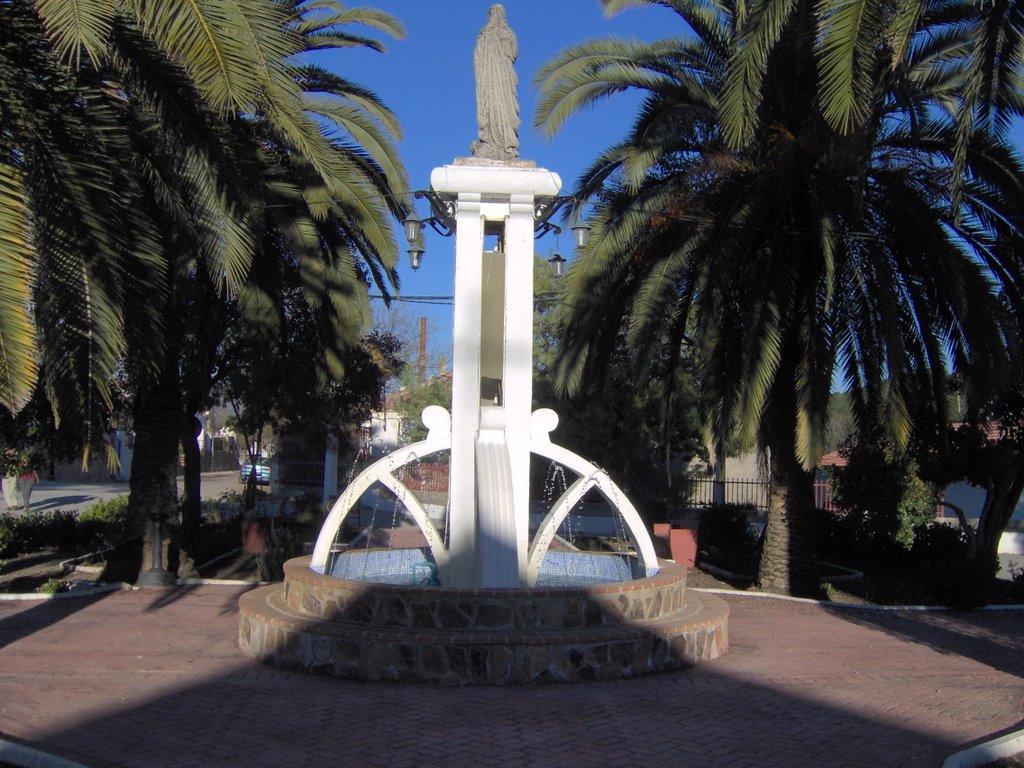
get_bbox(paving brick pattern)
[0,586,1021,767]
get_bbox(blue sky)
[330,2,1024,367]
[327,1,679,359]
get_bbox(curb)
[942,728,1024,768]
[691,587,1024,611]
[698,560,864,585]
[0,737,89,768]
[0,578,268,600]
[0,582,128,602]
[177,577,270,587]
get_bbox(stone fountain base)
[238,556,728,684]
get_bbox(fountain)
[238,4,728,683]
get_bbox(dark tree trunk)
[128,356,183,583]
[758,436,820,597]
[973,458,1024,572]
[178,412,203,577]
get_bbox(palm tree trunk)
[128,358,182,583]
[758,436,820,597]
[178,412,203,578]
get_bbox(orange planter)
[669,528,698,567]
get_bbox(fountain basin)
[238,555,729,684]
[325,546,644,587]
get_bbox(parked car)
[240,461,271,486]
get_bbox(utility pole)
[418,316,427,383]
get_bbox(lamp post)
[138,510,176,587]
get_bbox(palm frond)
[0,161,39,411]
[534,38,687,138]
[814,0,882,133]
[718,0,799,149]
[134,0,294,112]
[32,0,116,67]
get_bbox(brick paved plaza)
[0,586,1021,767]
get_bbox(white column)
[503,193,536,581]
[431,164,561,588]
[447,192,484,587]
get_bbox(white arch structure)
[310,407,659,587]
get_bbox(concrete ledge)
[942,728,1024,768]
[430,163,561,196]
[0,737,89,768]
[0,582,127,602]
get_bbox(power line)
[369,294,453,305]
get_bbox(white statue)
[471,4,519,161]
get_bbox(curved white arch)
[310,406,658,590]
[528,409,659,584]
[310,436,451,574]
[526,476,596,584]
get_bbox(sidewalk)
[0,587,1021,767]
[3,472,242,517]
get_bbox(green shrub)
[203,491,243,523]
[255,522,304,582]
[14,510,80,552]
[79,496,131,549]
[0,514,15,559]
[290,492,324,526]
[817,507,870,559]
[911,522,970,565]
[1009,565,1024,602]
[697,504,760,573]
[38,577,66,595]
[698,504,757,550]
[912,522,993,607]
[830,433,939,555]
[0,499,132,560]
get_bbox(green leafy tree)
[535,0,1024,595]
[830,425,939,553]
[394,375,452,445]
[914,377,1024,581]
[533,256,705,520]
[223,299,404,509]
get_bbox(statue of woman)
[471,5,519,161]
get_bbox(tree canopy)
[536,0,1024,595]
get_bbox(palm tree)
[536,0,1024,595]
[1,0,314,412]
[1,0,409,576]
[118,0,409,575]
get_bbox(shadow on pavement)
[823,604,1024,679]
[25,495,100,512]
[0,589,1020,767]
[0,590,115,651]
[145,583,260,616]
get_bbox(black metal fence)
[273,458,838,512]
[682,478,770,511]
[681,478,836,512]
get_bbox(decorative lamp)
[571,222,591,249]
[403,212,423,244]
[549,253,566,278]
[408,246,425,271]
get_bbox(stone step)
[280,555,696,631]
[239,581,728,684]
